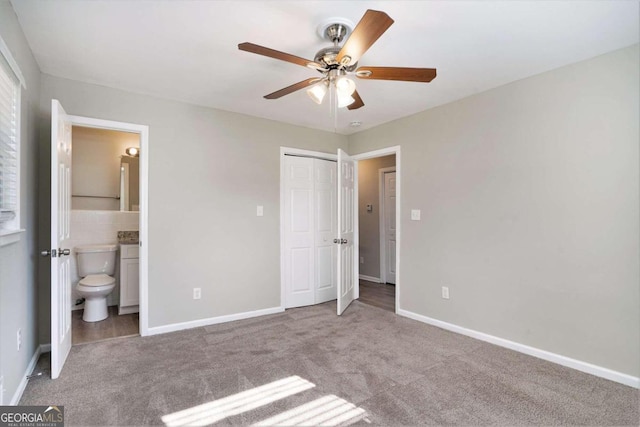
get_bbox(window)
[0,37,24,237]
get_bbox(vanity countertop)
[117,230,139,245]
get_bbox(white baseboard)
[359,275,381,283]
[397,309,639,389]
[146,306,285,336]
[40,343,51,353]
[10,344,45,405]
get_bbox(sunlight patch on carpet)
[161,376,315,426]
[252,394,367,426]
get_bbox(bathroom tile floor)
[72,306,139,345]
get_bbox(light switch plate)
[411,209,421,220]
[257,205,264,216]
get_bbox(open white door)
[384,171,397,284]
[337,149,357,315]
[50,99,73,379]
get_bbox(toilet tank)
[75,244,118,277]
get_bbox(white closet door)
[384,172,397,284]
[284,156,315,308]
[314,159,337,304]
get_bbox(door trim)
[378,167,396,284]
[67,114,150,336]
[352,146,401,313]
[280,147,337,309]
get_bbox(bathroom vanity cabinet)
[119,243,139,314]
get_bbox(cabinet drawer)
[120,244,139,259]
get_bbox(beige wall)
[37,74,348,337]
[72,126,139,211]
[0,0,41,404]
[358,155,396,279]
[349,45,640,377]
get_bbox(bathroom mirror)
[119,156,140,211]
[72,126,140,211]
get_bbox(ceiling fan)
[238,9,437,110]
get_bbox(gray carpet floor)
[21,301,639,426]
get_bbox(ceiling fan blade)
[238,42,324,69]
[336,10,394,67]
[347,90,364,110]
[356,66,437,82]
[264,78,322,99]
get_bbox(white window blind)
[0,51,19,225]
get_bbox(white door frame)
[67,114,150,336]
[280,147,337,309]
[378,166,396,284]
[352,146,401,313]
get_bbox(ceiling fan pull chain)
[334,85,338,133]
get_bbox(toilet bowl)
[75,244,118,322]
[76,274,116,322]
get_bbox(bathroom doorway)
[69,126,141,345]
[47,100,149,378]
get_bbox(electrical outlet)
[442,286,450,300]
[257,205,264,216]
[16,328,22,351]
[411,209,421,221]
[193,288,201,300]
[360,257,364,264]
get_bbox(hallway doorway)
[355,154,397,310]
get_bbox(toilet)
[75,244,118,322]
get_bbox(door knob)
[333,239,339,244]
[341,239,348,244]
[41,249,57,257]
[58,248,71,256]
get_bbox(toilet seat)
[79,273,115,287]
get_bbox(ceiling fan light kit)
[307,80,329,104]
[337,94,356,109]
[238,9,437,112]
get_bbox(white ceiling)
[10,1,639,135]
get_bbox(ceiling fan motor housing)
[314,46,358,71]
